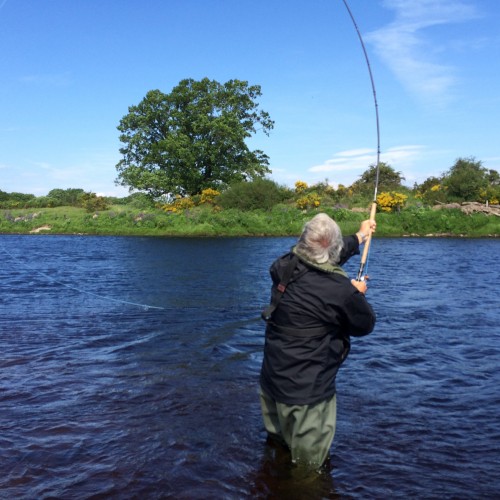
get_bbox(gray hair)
[295,213,344,265]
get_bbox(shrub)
[162,196,195,213]
[200,188,220,205]
[125,193,156,209]
[218,179,291,211]
[296,192,321,210]
[295,180,308,193]
[80,192,109,212]
[377,191,408,213]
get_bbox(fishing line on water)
[0,241,165,311]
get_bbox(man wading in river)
[260,213,376,469]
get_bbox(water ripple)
[0,235,499,498]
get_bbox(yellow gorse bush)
[163,195,195,213]
[296,192,321,210]
[376,191,408,212]
[296,197,308,210]
[162,188,220,213]
[309,193,321,207]
[479,187,500,205]
[295,181,308,193]
[200,188,220,205]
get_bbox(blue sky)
[1,0,499,197]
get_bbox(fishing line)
[0,240,165,311]
[341,0,381,281]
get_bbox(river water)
[1,235,499,499]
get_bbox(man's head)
[296,213,343,265]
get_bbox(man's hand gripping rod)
[356,201,377,282]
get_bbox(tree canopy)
[351,162,405,195]
[115,78,274,198]
[443,157,488,201]
[47,188,85,206]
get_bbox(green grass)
[1,205,498,237]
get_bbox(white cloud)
[367,0,480,106]
[381,144,426,168]
[306,145,427,187]
[310,157,368,174]
[310,145,425,174]
[309,149,376,181]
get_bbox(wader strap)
[261,254,300,321]
[260,250,347,322]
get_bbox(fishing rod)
[341,0,381,282]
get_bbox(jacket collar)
[291,246,348,277]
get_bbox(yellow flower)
[376,191,407,212]
[295,181,308,193]
[200,188,220,204]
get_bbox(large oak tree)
[116,78,274,198]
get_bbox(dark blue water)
[1,235,499,499]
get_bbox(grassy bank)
[1,205,499,238]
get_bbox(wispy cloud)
[367,0,480,106]
[382,144,427,168]
[308,145,426,186]
[310,148,376,174]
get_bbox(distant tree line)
[0,188,154,212]
[2,157,498,215]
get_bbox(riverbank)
[1,205,499,238]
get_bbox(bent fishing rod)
[341,0,381,282]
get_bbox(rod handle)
[356,201,377,281]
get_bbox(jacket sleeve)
[342,290,376,336]
[339,235,360,266]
